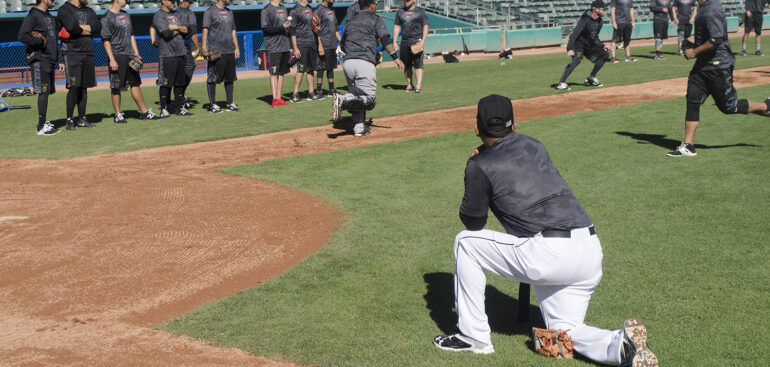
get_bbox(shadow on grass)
[423,272,543,337]
[382,84,410,91]
[615,131,761,150]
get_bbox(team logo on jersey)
[167,15,179,25]
[116,15,129,26]
[218,11,232,23]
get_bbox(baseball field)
[1,37,769,366]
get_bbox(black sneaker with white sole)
[176,107,194,116]
[37,121,59,136]
[114,113,127,124]
[226,103,240,112]
[291,94,301,103]
[139,110,159,120]
[584,76,603,87]
[666,142,696,157]
[433,334,494,354]
[76,116,95,127]
[66,118,75,130]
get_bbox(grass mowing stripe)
[161,85,770,366]
[2,37,770,159]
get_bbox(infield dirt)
[2,66,769,366]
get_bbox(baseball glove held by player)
[311,14,322,33]
[680,39,695,52]
[128,58,143,72]
[410,42,424,55]
[30,30,46,48]
[532,328,574,359]
[207,50,222,62]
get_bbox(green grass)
[161,85,770,366]
[2,37,769,158]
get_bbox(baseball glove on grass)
[532,328,574,359]
[311,14,322,33]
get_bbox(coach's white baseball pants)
[454,228,624,365]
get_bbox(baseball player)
[672,0,697,55]
[101,0,158,123]
[18,0,63,135]
[57,0,101,130]
[610,0,637,62]
[740,0,768,56]
[330,0,404,137]
[392,0,429,93]
[668,0,770,157]
[153,0,194,117]
[288,0,319,103]
[650,0,675,60]
[555,1,609,91]
[262,0,292,108]
[176,0,200,109]
[202,0,240,113]
[433,94,659,367]
[314,0,342,98]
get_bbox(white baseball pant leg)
[341,59,377,135]
[453,228,624,365]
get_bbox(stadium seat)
[0,1,5,13]
[6,0,22,12]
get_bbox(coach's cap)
[591,0,605,9]
[476,94,514,134]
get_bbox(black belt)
[541,226,596,238]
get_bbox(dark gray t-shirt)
[693,0,733,70]
[176,6,197,52]
[101,10,134,56]
[345,0,360,24]
[460,133,592,237]
[746,0,767,13]
[203,5,236,53]
[395,6,429,43]
[674,0,697,21]
[153,8,186,57]
[611,0,634,24]
[314,4,339,50]
[289,3,315,46]
[651,0,673,22]
[341,10,390,65]
[261,3,290,53]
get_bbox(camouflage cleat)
[621,318,658,367]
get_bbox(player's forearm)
[422,25,429,42]
[131,36,140,57]
[693,40,715,56]
[103,41,116,63]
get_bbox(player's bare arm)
[201,28,209,56]
[232,29,240,59]
[392,24,400,50]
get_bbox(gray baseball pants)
[341,59,377,135]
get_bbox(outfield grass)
[161,85,770,366]
[1,38,769,159]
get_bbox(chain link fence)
[0,30,265,90]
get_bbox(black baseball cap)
[476,94,514,134]
[591,0,605,9]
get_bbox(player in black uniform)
[651,0,674,60]
[289,0,319,102]
[18,0,63,135]
[314,0,342,97]
[672,0,697,55]
[668,0,770,157]
[202,0,240,113]
[176,0,200,109]
[393,0,429,92]
[555,1,609,91]
[102,0,158,123]
[154,0,194,117]
[58,0,101,130]
[740,0,768,56]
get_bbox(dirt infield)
[2,66,769,366]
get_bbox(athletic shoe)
[405,85,414,92]
[678,50,684,56]
[620,318,658,367]
[225,103,240,112]
[433,334,494,354]
[65,117,75,130]
[328,88,337,96]
[139,110,158,120]
[354,124,371,137]
[666,142,697,157]
[37,121,58,136]
[277,98,290,106]
[611,57,620,64]
[654,55,666,60]
[114,113,127,124]
[272,99,280,108]
[159,109,172,119]
[414,87,423,93]
[740,50,747,56]
[584,76,603,87]
[183,95,191,110]
[330,93,342,121]
[555,82,571,90]
[756,50,763,56]
[312,90,325,100]
[291,93,302,103]
[210,104,223,113]
[176,107,194,116]
[76,117,95,127]
[625,57,637,62]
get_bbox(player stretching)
[18,0,63,135]
[432,94,659,367]
[668,0,770,157]
[330,0,404,137]
[556,1,609,91]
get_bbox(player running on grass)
[556,1,609,91]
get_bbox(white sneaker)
[555,82,571,90]
[433,334,494,354]
[666,142,697,157]
[36,121,58,136]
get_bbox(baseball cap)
[476,94,514,134]
[591,0,605,9]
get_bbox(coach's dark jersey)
[176,6,197,48]
[746,0,767,13]
[611,0,634,24]
[567,10,604,52]
[18,7,59,64]
[693,0,733,70]
[203,5,236,53]
[650,0,674,22]
[289,3,315,46]
[460,133,592,237]
[261,3,290,53]
[395,6,429,43]
[153,8,186,57]
[674,0,697,21]
[345,0,360,24]
[313,4,339,50]
[101,10,134,56]
[57,1,101,55]
[341,10,391,65]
